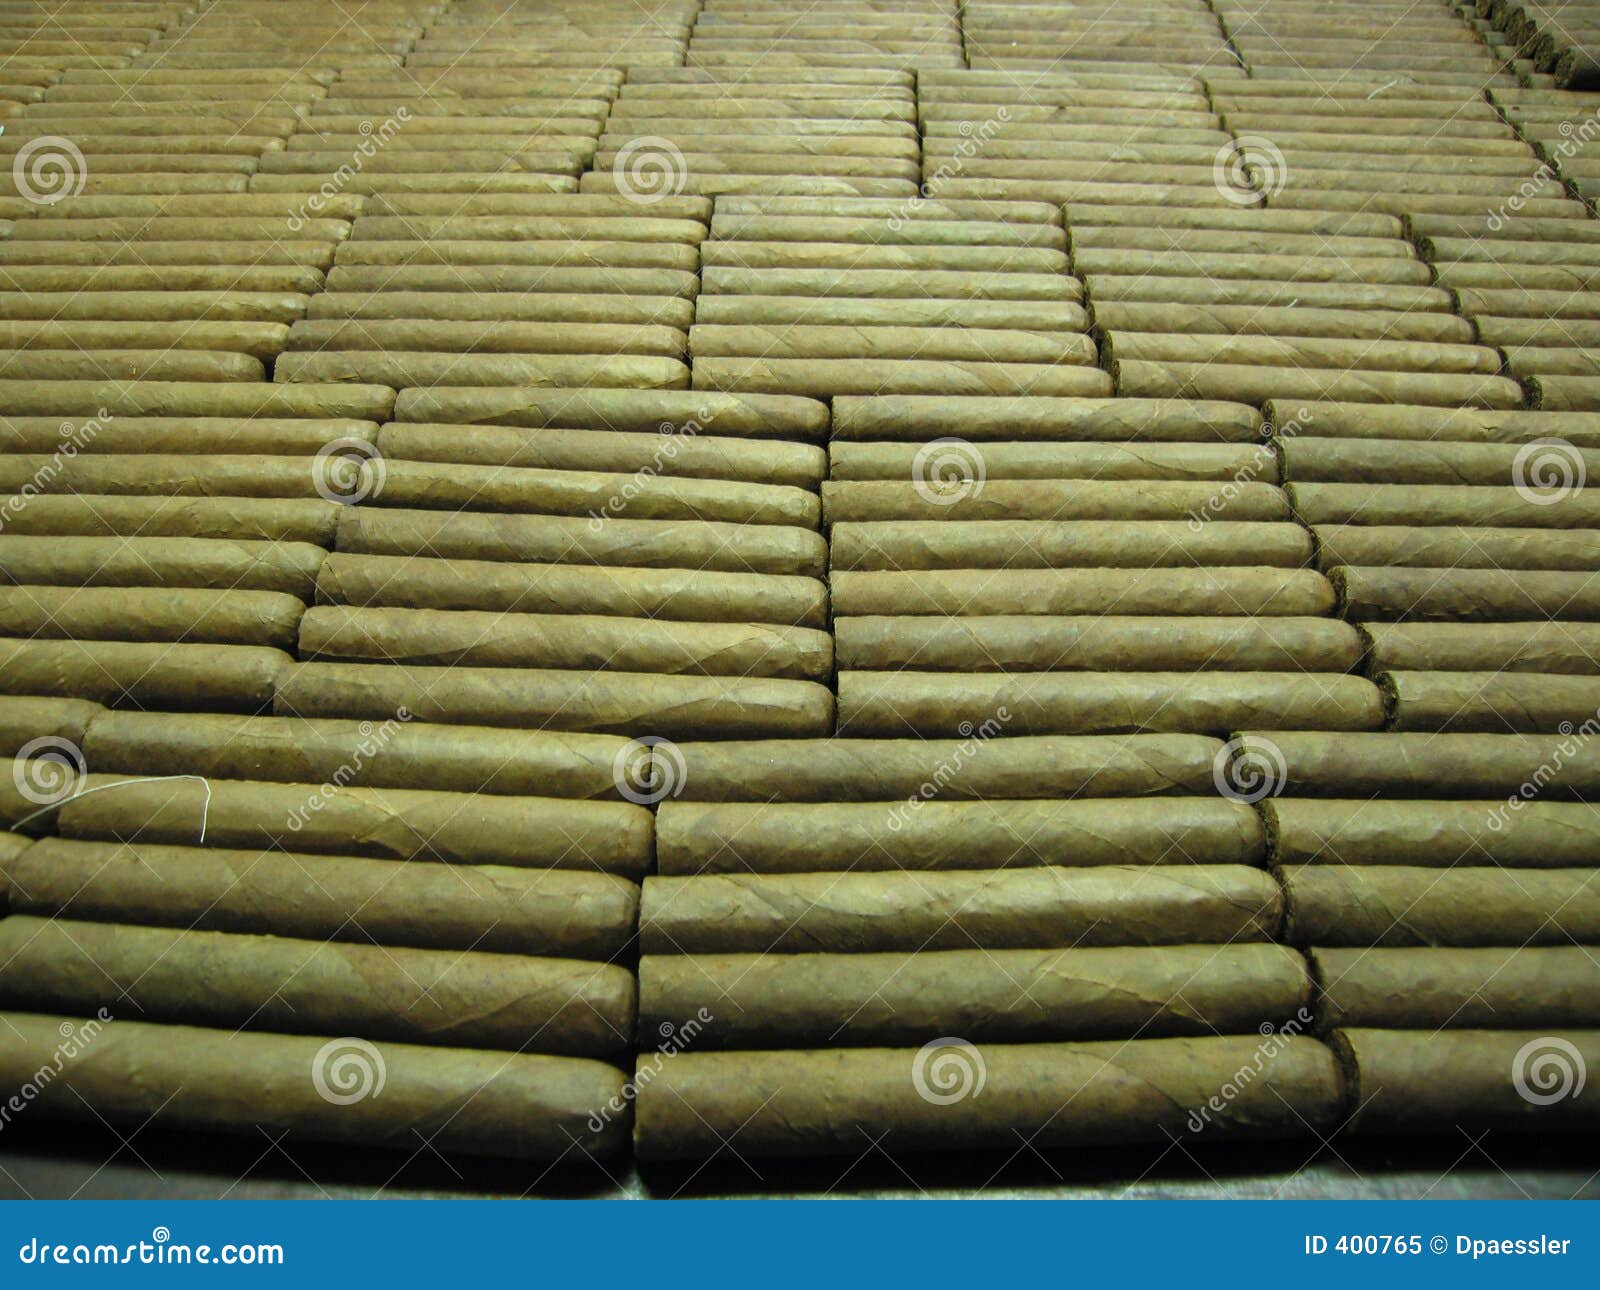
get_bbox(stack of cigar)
[962,0,1244,78]
[0,0,168,117]
[132,0,426,73]
[1481,0,1600,88]
[631,735,1347,1159]
[1279,400,1600,733]
[275,195,703,388]
[686,0,964,71]
[0,381,389,713]
[824,395,1385,737]
[921,68,1253,208]
[688,195,1105,397]
[0,693,648,1162]
[582,67,922,198]
[1214,0,1511,86]
[279,387,834,739]
[1218,732,1600,1134]
[410,0,694,72]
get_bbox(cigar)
[79,708,632,799]
[830,394,1261,441]
[700,266,1079,300]
[837,671,1385,737]
[0,321,288,359]
[1283,865,1600,946]
[836,615,1361,672]
[1287,438,1600,484]
[696,297,1088,331]
[1103,331,1500,374]
[831,441,1263,482]
[655,796,1266,873]
[326,264,694,297]
[640,944,1312,1048]
[1382,669,1600,732]
[1087,274,1451,312]
[0,695,102,755]
[257,173,578,196]
[376,423,824,490]
[53,772,651,876]
[1456,287,1600,319]
[1478,316,1600,347]
[1315,525,1600,572]
[831,569,1335,617]
[348,215,707,244]
[1115,360,1523,408]
[1335,567,1600,621]
[693,356,1112,398]
[633,1036,1343,1159]
[822,479,1291,523]
[1293,483,1600,529]
[1091,301,1473,344]
[0,380,392,420]
[0,454,348,501]
[286,319,687,357]
[1268,399,1600,446]
[1506,346,1600,379]
[711,213,1062,248]
[0,535,329,590]
[638,864,1282,953]
[3,837,638,959]
[1366,622,1600,673]
[0,638,288,712]
[0,241,329,269]
[0,586,303,649]
[311,291,692,327]
[1081,251,1431,287]
[0,266,312,294]
[297,606,832,680]
[1315,947,1600,1029]
[671,732,1222,801]
[582,172,917,198]
[0,291,310,324]
[1339,1029,1600,1133]
[0,416,372,456]
[1071,204,1403,237]
[273,661,834,738]
[0,916,634,1058]
[690,324,1098,367]
[336,508,826,578]
[0,351,264,383]
[1529,375,1600,410]
[831,520,1313,571]
[699,243,1067,274]
[275,352,690,390]
[0,1011,629,1160]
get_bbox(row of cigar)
[1479,0,1600,87]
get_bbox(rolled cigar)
[830,394,1261,442]
[1340,1028,1600,1134]
[390,387,827,442]
[698,243,1066,274]
[12,216,349,243]
[1424,237,1600,267]
[1336,567,1600,622]
[1506,346,1600,379]
[1315,525,1600,572]
[1091,301,1474,344]
[1079,251,1431,287]
[369,460,816,529]
[0,586,304,649]
[1478,316,1600,348]
[55,773,651,876]
[1456,286,1600,320]
[0,321,288,359]
[1286,437,1600,485]
[1071,226,1411,258]
[298,606,832,680]
[831,519,1312,571]
[0,266,323,293]
[830,442,1265,482]
[690,323,1097,367]
[336,508,826,578]
[347,213,706,243]
[1284,865,1600,947]
[1069,204,1403,236]
[376,424,824,490]
[1268,400,1600,447]
[0,638,287,712]
[0,454,352,501]
[0,695,101,756]
[1116,360,1523,409]
[702,299,1085,334]
[836,615,1361,672]
[641,944,1311,1048]
[711,214,1061,248]
[1436,261,1600,293]
[1294,483,1600,529]
[309,291,692,327]
[638,864,1281,953]
[713,196,1050,221]
[0,916,634,1058]
[2,837,638,960]
[0,416,371,457]
[699,266,1080,300]
[0,380,392,421]
[656,796,1265,873]
[275,351,690,390]
[831,569,1335,617]
[1268,796,1600,868]
[0,241,329,269]
[256,173,578,196]
[1088,274,1451,312]
[1104,331,1500,375]
[1366,622,1600,673]
[693,356,1112,398]
[259,148,583,176]
[1384,669,1600,732]
[326,264,693,297]
[286,319,686,358]
[1528,375,1600,410]
[0,350,263,383]
[581,173,918,198]
[1316,947,1600,1030]
[634,1035,1343,1159]
[822,479,1291,524]
[0,291,309,324]
[0,1011,628,1160]
[0,536,327,594]
[273,662,834,739]
[674,732,1221,802]
[929,177,1248,207]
